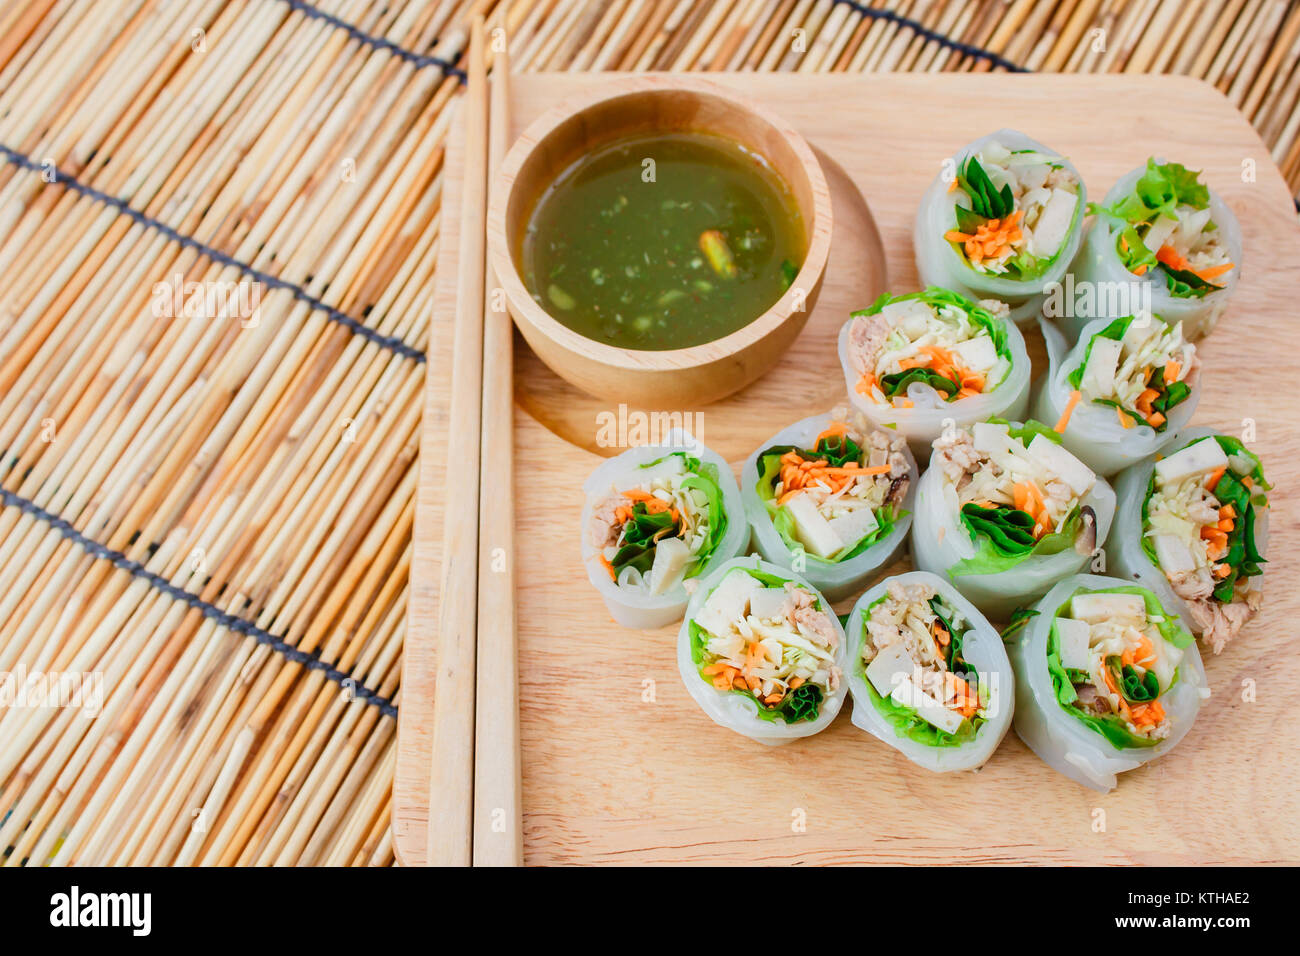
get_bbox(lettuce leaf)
[636,452,727,579]
[851,287,1012,364]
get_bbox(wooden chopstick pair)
[427,14,522,867]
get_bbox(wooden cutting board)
[396,73,1300,866]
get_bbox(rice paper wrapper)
[837,300,1032,458]
[1007,573,1208,792]
[910,428,1117,619]
[845,570,1014,771]
[1109,426,1270,641]
[1031,315,1199,476]
[741,411,917,603]
[676,556,850,746]
[914,129,1087,325]
[1064,164,1241,342]
[581,430,750,629]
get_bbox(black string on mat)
[278,0,468,82]
[0,144,426,364]
[0,488,399,720]
[830,0,1030,73]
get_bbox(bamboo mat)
[0,0,1295,868]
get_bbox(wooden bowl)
[487,74,833,409]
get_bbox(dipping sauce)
[520,131,805,351]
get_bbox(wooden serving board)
[397,74,1300,866]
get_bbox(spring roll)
[1111,428,1270,654]
[677,557,849,745]
[1032,312,1200,476]
[915,130,1086,325]
[1006,574,1207,792]
[1069,158,1241,341]
[837,287,1031,454]
[741,409,916,603]
[911,418,1115,618]
[845,571,1014,771]
[582,432,749,629]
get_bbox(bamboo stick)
[473,22,521,867]
[426,13,488,869]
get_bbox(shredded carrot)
[1219,504,1236,519]
[598,554,616,581]
[623,489,654,502]
[1218,517,1234,532]
[814,422,849,446]
[948,177,959,193]
[955,209,1024,265]
[1135,388,1159,415]
[1117,405,1135,429]
[1164,360,1181,382]
[1133,263,1148,276]
[1055,389,1082,433]
[856,373,876,396]
[1122,635,1155,668]
[1156,244,1190,272]
[1146,411,1166,428]
[1194,261,1234,281]
[1205,465,1226,490]
[1213,564,1232,578]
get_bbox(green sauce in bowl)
[520,131,805,351]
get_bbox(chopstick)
[473,18,522,867]
[427,14,489,868]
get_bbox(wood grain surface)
[397,73,1300,866]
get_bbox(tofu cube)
[1069,591,1147,627]
[695,569,761,637]
[648,536,690,595]
[880,298,934,337]
[1152,534,1197,575]
[971,421,1011,455]
[952,335,999,373]
[1055,617,1092,670]
[890,675,965,734]
[1142,215,1179,255]
[1026,434,1096,497]
[747,586,787,622]
[865,643,916,697]
[1080,335,1122,398]
[825,506,879,551]
[785,494,842,559]
[1154,438,1229,487]
[1027,187,1078,258]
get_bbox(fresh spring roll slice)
[677,557,849,745]
[911,418,1116,618]
[582,432,749,629]
[1032,312,1200,476]
[914,129,1086,325]
[837,287,1031,454]
[1111,428,1270,654]
[845,571,1014,771]
[741,409,916,603]
[1006,573,1207,792]
[1069,159,1241,341]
